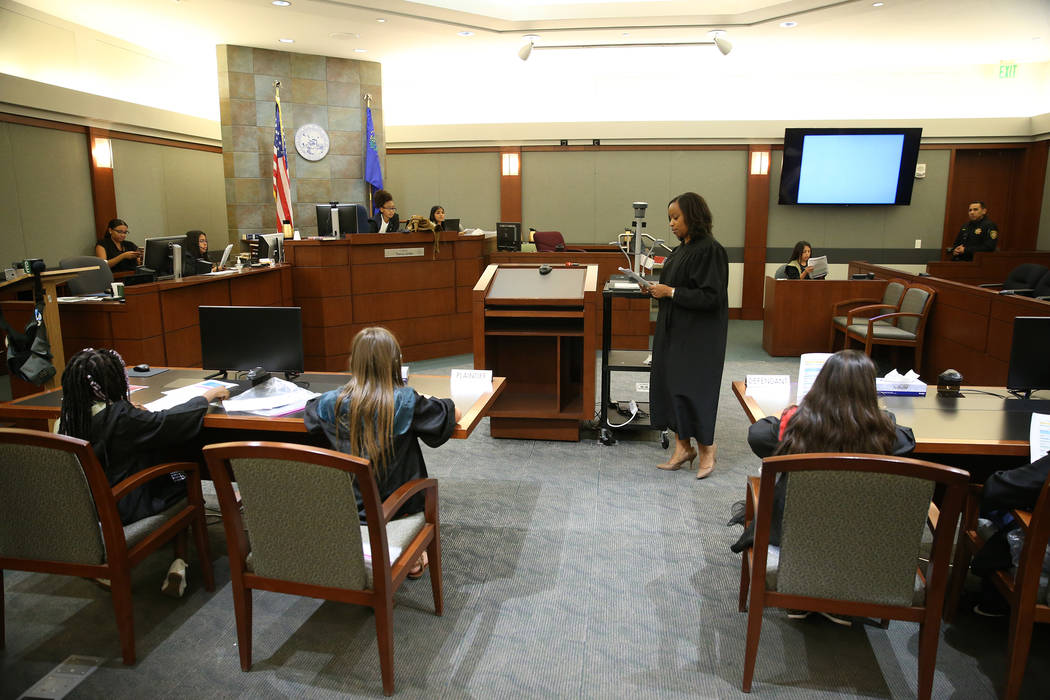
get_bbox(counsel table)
[0,369,505,440]
[732,380,1048,457]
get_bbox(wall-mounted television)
[778,127,923,205]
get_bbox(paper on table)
[796,353,832,404]
[1030,413,1050,463]
[450,368,492,408]
[746,375,791,413]
[221,377,317,413]
[144,380,236,412]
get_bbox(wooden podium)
[472,263,597,441]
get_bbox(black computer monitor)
[256,233,285,263]
[142,235,185,276]
[1007,316,1050,398]
[316,203,368,236]
[199,306,304,377]
[496,222,521,251]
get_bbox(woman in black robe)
[646,192,728,479]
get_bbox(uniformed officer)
[949,201,999,261]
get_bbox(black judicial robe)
[649,234,729,444]
[88,397,210,525]
[304,386,456,523]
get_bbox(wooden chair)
[0,427,214,664]
[203,441,443,696]
[945,473,1050,699]
[843,283,935,374]
[738,453,967,698]
[828,277,908,350]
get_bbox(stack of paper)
[221,377,319,417]
[796,353,832,404]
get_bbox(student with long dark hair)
[645,192,729,478]
[95,218,141,273]
[58,348,229,596]
[304,327,461,578]
[784,240,815,280]
[429,205,446,231]
[732,350,916,622]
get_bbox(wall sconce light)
[501,152,520,176]
[92,137,113,169]
[750,150,770,175]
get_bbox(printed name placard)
[384,247,424,258]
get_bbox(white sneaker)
[819,612,853,627]
[161,558,188,598]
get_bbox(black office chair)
[978,264,1049,296]
[59,256,113,295]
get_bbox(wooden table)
[0,368,505,440]
[732,380,1048,457]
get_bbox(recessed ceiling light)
[780,21,798,28]
[522,34,540,42]
[354,48,368,53]
[622,32,630,37]
[329,32,360,40]
[375,18,386,23]
[271,1,290,6]
[278,38,294,43]
[872,2,884,6]
[457,31,473,37]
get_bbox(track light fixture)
[517,31,733,60]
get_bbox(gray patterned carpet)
[2,321,1047,698]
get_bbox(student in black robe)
[58,347,229,596]
[95,218,141,273]
[645,192,729,479]
[304,326,460,579]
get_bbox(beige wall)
[112,140,228,246]
[386,152,499,229]
[1040,155,1050,250]
[0,121,95,267]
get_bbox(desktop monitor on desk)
[1007,316,1050,398]
[142,235,185,277]
[247,233,284,263]
[496,222,521,251]
[200,306,304,379]
[316,203,368,237]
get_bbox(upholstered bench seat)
[845,324,918,341]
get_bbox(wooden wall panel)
[350,260,455,294]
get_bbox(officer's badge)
[991,230,998,239]
[975,228,982,235]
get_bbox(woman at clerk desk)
[430,205,447,231]
[784,240,821,280]
[95,218,142,273]
[370,189,400,233]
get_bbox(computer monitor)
[443,218,461,233]
[199,306,304,378]
[496,222,521,251]
[257,233,284,263]
[142,235,185,276]
[1006,316,1050,398]
[316,202,368,237]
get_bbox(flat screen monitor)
[316,203,368,237]
[779,127,922,205]
[142,235,185,275]
[257,233,285,263]
[200,306,304,376]
[1006,316,1050,397]
[497,222,521,251]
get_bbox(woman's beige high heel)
[696,443,718,479]
[657,448,697,471]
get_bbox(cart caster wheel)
[660,432,670,449]
[599,428,617,446]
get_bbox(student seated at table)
[303,326,461,579]
[730,350,915,623]
[183,230,215,273]
[967,453,1050,616]
[57,347,229,596]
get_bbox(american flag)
[272,93,293,230]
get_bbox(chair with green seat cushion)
[828,278,907,350]
[843,283,935,374]
[738,453,968,698]
[0,428,214,664]
[203,441,443,697]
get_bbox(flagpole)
[365,93,374,213]
[272,80,293,233]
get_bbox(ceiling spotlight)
[354,48,368,53]
[872,2,884,6]
[271,0,290,6]
[780,21,798,28]
[709,30,732,56]
[278,38,294,43]
[375,18,385,23]
[458,31,474,37]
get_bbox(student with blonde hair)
[304,326,460,578]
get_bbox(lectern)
[472,263,597,441]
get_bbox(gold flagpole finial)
[365,93,373,108]
[274,80,281,89]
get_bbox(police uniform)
[950,216,999,261]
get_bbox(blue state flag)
[364,107,383,190]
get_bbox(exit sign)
[999,61,1018,79]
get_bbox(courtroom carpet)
[2,321,1047,698]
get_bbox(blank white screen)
[797,134,904,204]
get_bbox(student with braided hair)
[58,348,229,596]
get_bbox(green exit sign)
[999,61,1018,79]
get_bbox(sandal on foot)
[407,551,429,580]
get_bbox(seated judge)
[95,218,142,273]
[370,190,400,233]
[430,205,447,231]
[784,240,820,280]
